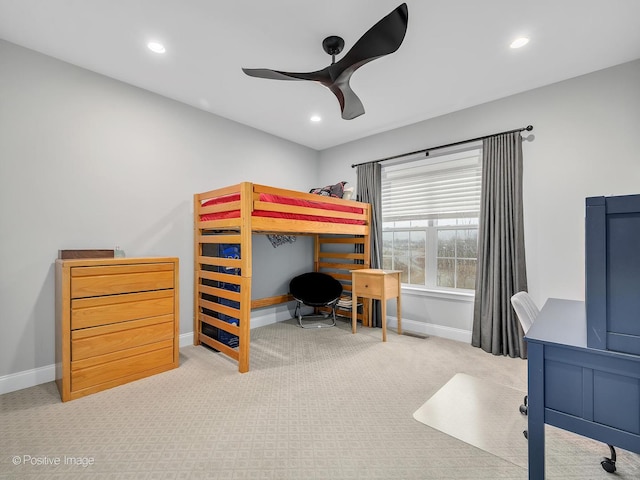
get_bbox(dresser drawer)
[71,289,174,329]
[71,340,174,392]
[71,316,174,361]
[71,263,175,298]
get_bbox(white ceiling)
[1,0,640,150]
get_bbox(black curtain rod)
[350,125,533,168]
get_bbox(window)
[381,146,482,292]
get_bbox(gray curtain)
[356,162,383,327]
[472,132,528,358]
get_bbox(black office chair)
[511,291,617,474]
[289,272,343,328]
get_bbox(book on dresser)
[55,256,179,402]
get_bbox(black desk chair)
[511,291,617,474]
[289,272,343,329]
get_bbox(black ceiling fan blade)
[321,3,407,120]
[242,64,363,119]
[241,67,328,82]
[328,82,365,120]
[336,3,408,76]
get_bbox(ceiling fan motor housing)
[322,36,345,56]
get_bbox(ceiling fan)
[242,3,408,120]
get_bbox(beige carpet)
[1,318,638,479]
[413,372,640,478]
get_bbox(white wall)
[317,59,640,338]
[0,40,319,381]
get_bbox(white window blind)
[382,147,482,222]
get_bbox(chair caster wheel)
[523,430,528,440]
[519,404,528,415]
[601,444,617,473]
[601,457,616,473]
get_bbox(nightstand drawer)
[71,289,174,330]
[71,263,175,298]
[355,273,383,297]
[71,316,174,361]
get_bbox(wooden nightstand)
[351,269,402,341]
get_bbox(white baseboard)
[386,316,472,344]
[250,304,296,328]
[179,332,194,348]
[1,310,468,396]
[0,364,56,396]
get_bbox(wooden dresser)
[55,257,179,402]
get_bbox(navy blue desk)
[525,298,640,479]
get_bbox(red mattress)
[200,193,365,225]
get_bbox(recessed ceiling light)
[310,115,322,123]
[510,37,529,49]
[147,42,166,54]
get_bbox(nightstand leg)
[397,292,402,335]
[365,299,372,327]
[381,299,387,342]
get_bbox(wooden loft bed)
[194,182,371,372]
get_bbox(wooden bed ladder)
[194,183,253,373]
[315,234,371,325]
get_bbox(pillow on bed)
[309,181,347,198]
